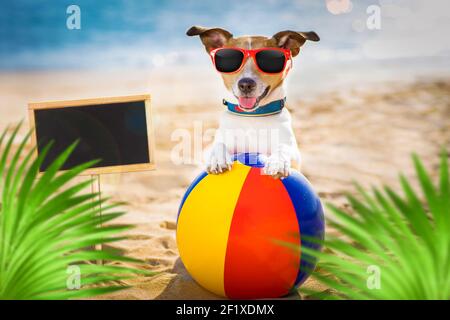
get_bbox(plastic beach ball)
[176,153,325,299]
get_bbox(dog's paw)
[206,144,233,174]
[262,154,290,179]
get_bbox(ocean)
[0,0,449,80]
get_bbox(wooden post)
[91,174,103,265]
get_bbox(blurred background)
[1,0,449,107]
[0,0,449,299]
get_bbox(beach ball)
[176,153,325,299]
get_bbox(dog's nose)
[238,78,257,94]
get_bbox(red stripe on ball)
[223,167,301,299]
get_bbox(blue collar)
[223,98,286,117]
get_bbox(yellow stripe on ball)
[176,161,251,296]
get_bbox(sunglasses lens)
[214,49,244,73]
[255,50,286,73]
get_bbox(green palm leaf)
[298,150,450,300]
[0,124,153,300]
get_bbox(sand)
[1,69,448,299]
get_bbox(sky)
[0,0,449,73]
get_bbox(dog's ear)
[271,30,320,57]
[187,26,233,52]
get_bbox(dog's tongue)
[238,97,257,109]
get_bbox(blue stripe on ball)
[282,171,325,287]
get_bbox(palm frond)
[0,124,153,300]
[298,150,450,300]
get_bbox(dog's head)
[187,26,319,110]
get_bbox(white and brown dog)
[187,26,319,178]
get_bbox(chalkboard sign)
[28,94,155,175]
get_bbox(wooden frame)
[28,94,156,175]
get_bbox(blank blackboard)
[29,95,155,175]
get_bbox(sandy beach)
[1,69,448,299]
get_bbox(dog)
[187,26,319,178]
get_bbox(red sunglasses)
[210,47,292,74]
